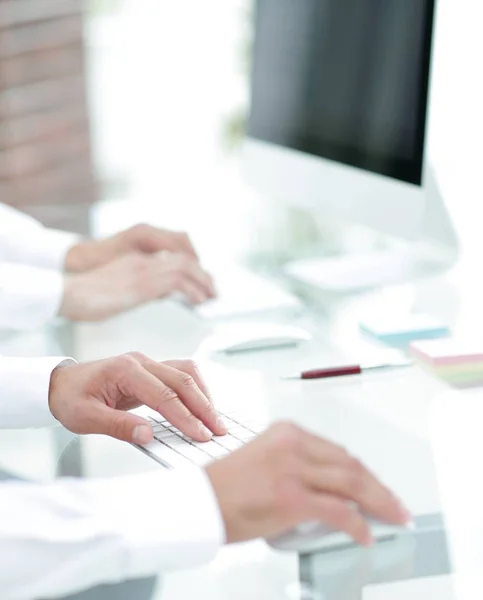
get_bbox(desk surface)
[3,291,483,600]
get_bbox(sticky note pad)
[410,338,483,387]
[359,313,450,346]
[410,338,483,367]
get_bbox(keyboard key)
[151,424,169,434]
[213,435,244,451]
[140,441,191,469]
[148,416,168,425]
[154,432,183,445]
[137,410,263,468]
[192,440,230,458]
[229,426,257,441]
[176,444,214,466]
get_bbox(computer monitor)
[242,0,459,291]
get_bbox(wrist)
[65,241,92,272]
[48,360,76,421]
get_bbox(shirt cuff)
[0,357,75,429]
[87,467,226,577]
[37,228,81,272]
[0,263,65,331]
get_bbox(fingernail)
[217,415,228,432]
[362,533,374,548]
[133,424,153,445]
[199,424,213,440]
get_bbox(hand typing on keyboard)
[49,352,227,444]
[48,351,411,550]
[205,422,411,547]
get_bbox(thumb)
[88,403,154,444]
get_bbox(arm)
[0,469,224,600]
[0,354,224,598]
[0,353,410,599]
[0,204,79,331]
[0,203,79,271]
[0,263,64,331]
[0,357,68,428]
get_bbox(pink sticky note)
[410,338,483,367]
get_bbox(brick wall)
[0,0,96,234]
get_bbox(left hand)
[49,353,227,444]
[65,224,200,273]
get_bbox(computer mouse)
[209,323,312,354]
[268,518,414,554]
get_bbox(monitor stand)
[284,169,459,294]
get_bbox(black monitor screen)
[248,0,436,185]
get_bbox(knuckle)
[181,359,200,375]
[125,351,147,363]
[131,223,150,237]
[158,385,180,404]
[110,413,128,439]
[114,354,138,371]
[179,373,197,389]
[270,421,303,453]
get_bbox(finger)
[176,258,216,299]
[306,493,373,547]
[156,230,199,259]
[120,363,213,442]
[143,360,226,436]
[80,403,153,444]
[169,231,199,260]
[173,278,208,304]
[115,357,215,441]
[155,254,213,300]
[301,465,410,526]
[137,226,199,260]
[162,359,214,405]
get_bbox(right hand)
[60,251,216,321]
[206,422,411,546]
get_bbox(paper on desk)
[364,573,483,600]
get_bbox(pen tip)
[281,374,299,380]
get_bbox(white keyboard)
[137,409,266,468]
[195,264,302,320]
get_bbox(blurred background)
[1,0,482,276]
[0,0,386,272]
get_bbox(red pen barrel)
[301,365,362,379]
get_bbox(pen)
[282,362,412,380]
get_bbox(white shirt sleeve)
[0,357,71,428]
[0,356,225,599]
[0,203,81,331]
[0,263,65,331]
[0,203,80,271]
[0,469,224,600]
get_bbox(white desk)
[2,264,482,599]
[69,292,464,600]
